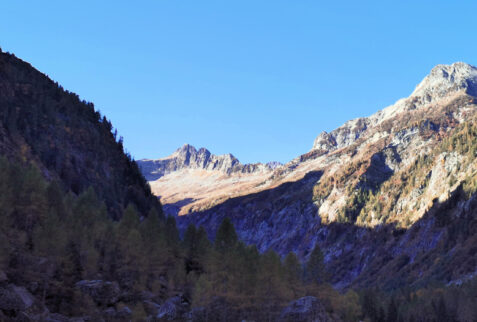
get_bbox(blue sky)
[1,1,477,164]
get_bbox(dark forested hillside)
[0,155,358,321]
[0,49,161,219]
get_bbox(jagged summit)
[175,143,209,155]
[172,143,237,164]
[138,144,282,181]
[412,62,477,99]
[312,62,477,151]
[173,143,199,156]
[176,143,196,153]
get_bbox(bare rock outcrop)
[75,280,120,306]
[0,284,35,311]
[278,296,332,322]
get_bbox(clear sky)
[1,1,477,164]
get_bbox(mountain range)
[139,62,477,289]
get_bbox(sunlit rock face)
[138,145,281,215]
[312,62,477,152]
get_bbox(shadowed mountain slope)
[0,50,162,218]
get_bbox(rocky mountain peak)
[266,161,283,170]
[312,117,368,151]
[411,62,477,100]
[173,144,210,165]
[171,144,239,169]
[176,143,197,154]
[138,144,280,181]
[312,62,477,152]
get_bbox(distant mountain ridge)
[138,144,283,215]
[139,144,281,181]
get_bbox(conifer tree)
[362,289,379,322]
[32,211,66,260]
[196,226,211,257]
[164,216,180,247]
[46,180,67,217]
[183,224,197,255]
[118,204,140,236]
[215,217,238,253]
[140,208,162,245]
[378,306,386,322]
[387,297,398,322]
[71,187,104,247]
[305,243,326,284]
[283,252,303,297]
[139,207,165,285]
[256,249,287,320]
[183,224,211,274]
[192,274,214,317]
[433,296,449,322]
[62,240,84,287]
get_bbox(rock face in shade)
[278,296,332,322]
[75,280,120,306]
[0,285,35,311]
